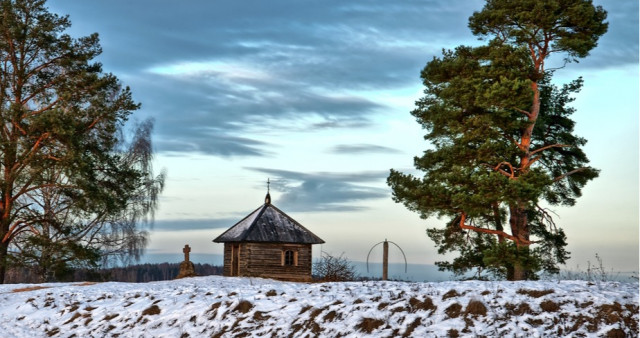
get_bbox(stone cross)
[183,244,191,262]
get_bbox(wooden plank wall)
[221,242,313,282]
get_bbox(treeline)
[5,263,223,284]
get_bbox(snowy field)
[0,276,637,337]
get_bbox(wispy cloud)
[246,167,389,212]
[50,0,635,157]
[153,218,238,231]
[329,144,402,155]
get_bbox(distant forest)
[5,263,223,284]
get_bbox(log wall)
[222,242,312,282]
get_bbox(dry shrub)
[442,289,460,300]
[233,300,253,314]
[356,318,385,334]
[445,303,462,318]
[517,289,554,298]
[464,300,487,317]
[402,318,421,338]
[540,300,560,312]
[409,297,437,313]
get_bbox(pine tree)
[388,0,607,280]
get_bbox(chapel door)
[231,244,240,276]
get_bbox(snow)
[0,276,637,337]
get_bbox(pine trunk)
[509,205,529,281]
[0,240,7,284]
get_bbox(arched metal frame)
[366,240,408,274]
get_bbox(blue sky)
[48,0,638,273]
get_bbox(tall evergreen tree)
[388,0,607,280]
[0,0,163,283]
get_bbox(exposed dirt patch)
[517,289,554,298]
[141,305,161,316]
[506,302,533,316]
[45,327,60,337]
[442,289,460,300]
[402,318,421,337]
[605,328,627,338]
[409,297,436,313]
[64,312,82,325]
[356,318,385,334]
[233,300,253,314]
[12,286,50,293]
[445,303,462,318]
[540,300,560,312]
[253,311,270,322]
[464,300,487,317]
[265,289,277,297]
[103,314,119,321]
[323,310,338,322]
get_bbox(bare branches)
[553,167,589,182]
[481,161,516,179]
[530,144,572,156]
[458,213,536,246]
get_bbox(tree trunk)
[0,240,8,284]
[509,205,529,281]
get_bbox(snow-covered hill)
[0,276,637,337]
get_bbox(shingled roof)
[213,193,325,244]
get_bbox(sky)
[47,0,638,275]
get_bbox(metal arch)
[366,241,384,273]
[366,240,408,274]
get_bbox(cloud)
[48,0,635,157]
[245,167,389,212]
[153,218,238,231]
[329,144,402,155]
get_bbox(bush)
[313,252,358,282]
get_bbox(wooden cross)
[183,244,191,262]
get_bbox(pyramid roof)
[213,195,325,244]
